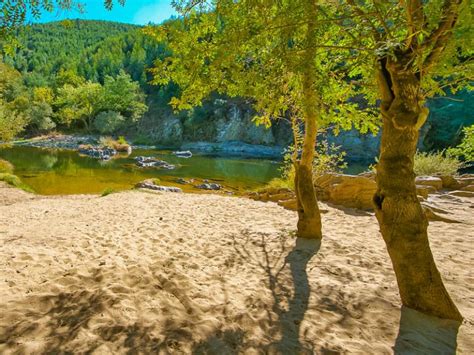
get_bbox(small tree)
[101,71,147,120]
[55,82,104,130]
[147,0,377,239]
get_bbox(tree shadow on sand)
[225,232,321,354]
[394,306,461,354]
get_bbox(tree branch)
[422,0,463,72]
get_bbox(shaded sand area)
[0,182,473,354]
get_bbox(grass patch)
[99,136,131,152]
[265,177,294,190]
[101,187,120,197]
[0,159,14,174]
[414,151,463,176]
[0,173,34,192]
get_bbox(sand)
[0,182,473,354]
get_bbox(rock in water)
[173,150,193,158]
[136,180,182,193]
[135,156,176,170]
[78,146,117,160]
[196,183,222,191]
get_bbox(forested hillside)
[2,20,163,88]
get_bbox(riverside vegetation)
[0,0,473,352]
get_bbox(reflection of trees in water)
[1,146,282,192]
[0,147,59,171]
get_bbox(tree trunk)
[374,57,462,321]
[293,0,322,240]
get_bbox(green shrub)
[313,140,347,176]
[447,125,473,163]
[0,102,29,141]
[414,151,463,176]
[268,139,347,191]
[0,173,33,192]
[0,159,13,174]
[117,135,128,145]
[101,187,119,197]
[94,111,125,134]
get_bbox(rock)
[136,180,182,193]
[314,173,377,210]
[448,190,474,198]
[173,150,192,158]
[145,116,183,147]
[135,156,176,170]
[457,175,474,188]
[416,185,436,199]
[78,146,117,160]
[277,199,298,211]
[415,176,443,190]
[461,185,474,192]
[196,183,222,191]
[439,175,461,190]
[422,203,461,223]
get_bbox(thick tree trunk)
[374,57,462,321]
[293,0,322,240]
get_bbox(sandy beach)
[0,182,473,354]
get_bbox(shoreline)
[8,134,287,160]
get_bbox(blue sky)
[34,0,177,25]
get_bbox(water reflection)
[0,146,282,195]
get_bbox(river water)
[0,146,283,195]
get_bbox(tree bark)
[374,56,462,321]
[293,0,322,240]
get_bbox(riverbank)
[0,183,473,353]
[10,134,286,159]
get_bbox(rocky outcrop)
[145,116,184,147]
[415,176,444,190]
[247,188,298,211]
[314,173,377,210]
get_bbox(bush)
[0,173,33,192]
[99,136,130,152]
[0,102,29,141]
[0,159,13,174]
[414,151,463,176]
[313,140,347,176]
[29,102,56,131]
[267,140,347,191]
[94,111,125,134]
[447,125,473,163]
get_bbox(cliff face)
[139,97,292,151]
[139,91,472,161]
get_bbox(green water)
[0,146,282,195]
